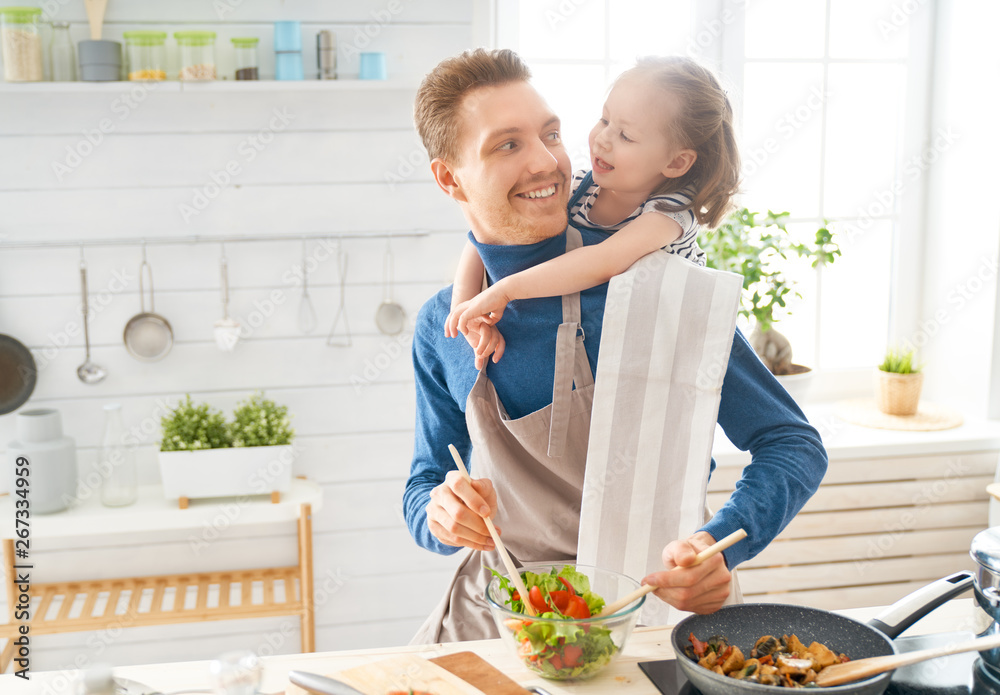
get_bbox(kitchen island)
[0,598,981,694]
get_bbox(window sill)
[713,401,1000,467]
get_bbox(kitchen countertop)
[1,598,982,694]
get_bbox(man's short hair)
[414,48,532,164]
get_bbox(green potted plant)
[875,347,923,416]
[702,207,840,392]
[158,393,296,507]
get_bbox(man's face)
[434,81,572,245]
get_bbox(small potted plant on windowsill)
[875,348,923,416]
[702,207,840,401]
[158,393,295,508]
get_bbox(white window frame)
[490,0,938,403]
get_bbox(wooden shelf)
[0,479,322,539]
[0,483,320,672]
[0,78,418,93]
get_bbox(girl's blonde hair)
[622,56,741,229]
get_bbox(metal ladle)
[77,257,107,384]
[374,239,406,335]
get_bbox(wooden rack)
[0,481,320,671]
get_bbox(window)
[499,0,934,397]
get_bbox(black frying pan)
[0,333,37,415]
[671,570,974,695]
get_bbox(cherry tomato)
[528,586,549,613]
[549,654,564,671]
[557,577,576,595]
[563,644,583,668]
[564,595,591,619]
[547,590,571,612]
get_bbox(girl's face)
[588,73,695,196]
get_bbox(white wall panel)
[0,1,481,667]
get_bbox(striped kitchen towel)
[576,250,743,626]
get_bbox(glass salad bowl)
[485,563,645,681]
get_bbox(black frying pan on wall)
[0,333,37,415]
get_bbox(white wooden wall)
[0,0,483,673]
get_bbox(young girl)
[446,56,740,367]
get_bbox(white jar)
[6,409,77,514]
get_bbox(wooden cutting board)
[285,651,531,695]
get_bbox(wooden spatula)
[84,0,108,40]
[595,528,747,617]
[815,633,1000,686]
[448,444,536,616]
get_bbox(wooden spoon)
[987,482,1000,502]
[816,633,1000,687]
[447,444,537,616]
[595,528,748,617]
[84,0,108,40]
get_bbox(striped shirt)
[568,169,706,266]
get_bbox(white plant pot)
[774,364,814,407]
[158,445,294,501]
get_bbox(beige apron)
[411,228,595,645]
[411,231,741,645]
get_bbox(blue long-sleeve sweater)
[403,227,828,569]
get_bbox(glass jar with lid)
[123,30,166,81]
[231,37,259,80]
[174,30,216,81]
[0,6,43,82]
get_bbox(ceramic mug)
[359,52,387,80]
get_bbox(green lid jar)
[123,30,167,81]
[174,30,217,80]
[231,37,259,80]
[0,6,43,82]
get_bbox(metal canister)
[970,527,1000,674]
[317,29,336,79]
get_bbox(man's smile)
[515,183,559,200]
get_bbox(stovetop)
[639,632,1000,694]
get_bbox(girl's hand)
[466,319,506,369]
[457,284,511,336]
[444,300,472,339]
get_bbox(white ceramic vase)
[6,408,77,513]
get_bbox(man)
[403,48,827,643]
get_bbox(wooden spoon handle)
[84,0,108,40]
[447,444,537,616]
[596,529,747,617]
[816,633,1000,686]
[987,482,1000,502]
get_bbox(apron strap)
[548,226,592,456]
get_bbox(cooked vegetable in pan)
[685,632,850,687]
